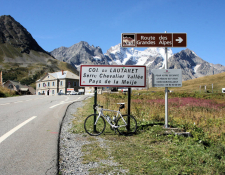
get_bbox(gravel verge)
[58,98,128,175]
[58,100,92,175]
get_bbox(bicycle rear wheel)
[84,114,106,136]
[116,115,137,136]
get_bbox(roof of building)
[4,80,28,89]
[37,71,79,82]
[49,71,68,79]
[3,80,35,93]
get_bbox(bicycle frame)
[95,107,127,129]
[84,104,137,136]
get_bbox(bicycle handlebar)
[94,103,125,111]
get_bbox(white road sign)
[152,69,182,87]
[80,65,146,87]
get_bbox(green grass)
[0,86,17,97]
[58,61,79,75]
[0,43,79,88]
[71,94,225,174]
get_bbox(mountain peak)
[0,15,14,21]
[178,48,199,58]
[50,41,107,69]
[0,15,47,54]
[78,41,89,46]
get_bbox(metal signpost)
[80,65,146,131]
[122,33,187,48]
[152,69,182,127]
[122,32,186,128]
[80,65,146,87]
[151,69,182,88]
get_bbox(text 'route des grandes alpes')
[80,66,146,87]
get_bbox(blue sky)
[1,0,225,65]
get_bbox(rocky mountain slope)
[51,42,225,82]
[0,15,51,63]
[168,49,225,81]
[0,15,78,86]
[50,41,109,70]
[104,43,173,67]
[1,14,224,85]
[105,44,225,81]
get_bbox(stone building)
[36,70,81,95]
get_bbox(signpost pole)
[212,84,213,93]
[94,87,97,132]
[165,31,169,128]
[127,88,131,131]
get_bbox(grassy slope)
[0,86,16,97]
[70,95,225,175]
[149,71,225,93]
[68,72,225,174]
[0,43,79,90]
[58,61,79,75]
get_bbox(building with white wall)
[36,70,81,95]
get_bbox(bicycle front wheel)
[84,114,106,136]
[116,115,137,136]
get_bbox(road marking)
[0,103,10,106]
[49,104,61,108]
[0,97,49,106]
[0,116,37,144]
[14,101,23,103]
[49,97,81,109]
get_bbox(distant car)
[111,87,118,92]
[58,92,65,95]
[71,91,78,95]
[118,87,128,93]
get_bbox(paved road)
[0,95,89,175]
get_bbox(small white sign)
[80,65,146,87]
[78,89,85,92]
[152,69,182,87]
[222,88,225,93]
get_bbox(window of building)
[52,82,55,86]
[60,81,63,86]
[43,83,45,87]
[38,83,40,88]
[52,90,55,94]
[8,84,13,89]
[48,82,50,87]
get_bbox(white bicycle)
[84,103,137,136]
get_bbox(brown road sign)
[173,33,187,47]
[122,33,187,48]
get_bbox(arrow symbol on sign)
[176,37,183,43]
